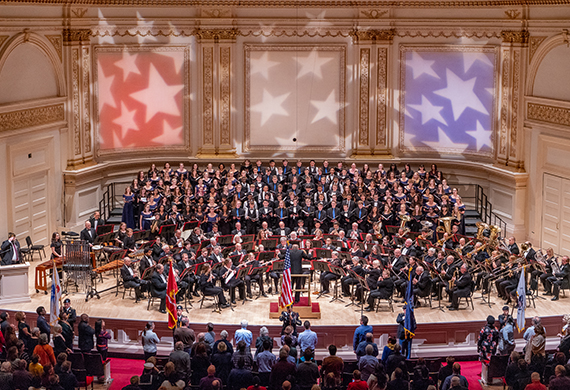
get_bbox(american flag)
[279,247,293,309]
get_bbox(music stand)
[158,224,176,243]
[261,239,278,250]
[222,246,235,257]
[345,269,360,308]
[393,237,406,247]
[315,248,332,259]
[354,273,370,315]
[313,261,332,299]
[218,235,234,246]
[242,241,255,252]
[249,266,269,299]
[386,225,399,235]
[236,266,252,304]
[194,262,210,276]
[241,234,255,243]
[257,251,275,262]
[272,260,284,272]
[96,224,114,236]
[329,265,346,303]
[337,252,351,262]
[182,221,199,231]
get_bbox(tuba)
[488,225,501,247]
[475,222,489,241]
[439,216,455,235]
[399,214,411,235]
[420,221,434,239]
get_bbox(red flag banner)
[166,261,178,329]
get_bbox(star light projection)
[402,48,496,156]
[247,47,344,150]
[96,49,185,150]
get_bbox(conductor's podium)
[269,274,321,319]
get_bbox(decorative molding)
[504,9,521,19]
[45,34,62,61]
[510,50,520,159]
[396,29,501,39]
[219,46,231,146]
[377,47,387,148]
[201,8,231,18]
[63,28,92,42]
[499,49,510,158]
[350,29,395,44]
[0,36,8,49]
[529,36,547,64]
[358,48,370,147]
[202,47,214,146]
[360,9,388,19]
[71,7,88,18]
[71,47,81,156]
[527,103,570,127]
[82,46,91,154]
[195,28,238,42]
[0,104,64,132]
[5,0,570,7]
[501,30,529,44]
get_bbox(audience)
[199,365,223,390]
[348,370,368,390]
[228,357,254,390]
[210,341,232,385]
[321,345,344,386]
[298,321,318,352]
[269,348,296,390]
[297,348,319,387]
[359,345,380,382]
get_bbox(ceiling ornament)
[501,30,529,44]
[63,28,92,42]
[360,9,388,18]
[350,29,395,44]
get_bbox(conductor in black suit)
[151,264,168,313]
[121,257,145,302]
[79,221,96,246]
[282,244,312,303]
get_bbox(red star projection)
[97,50,185,150]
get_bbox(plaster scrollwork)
[202,47,214,146]
[504,9,521,19]
[510,50,520,159]
[359,48,370,146]
[501,30,529,44]
[220,47,231,146]
[0,36,8,49]
[82,47,91,153]
[201,8,231,18]
[71,8,88,18]
[527,103,570,127]
[195,28,238,42]
[360,9,388,19]
[72,48,81,156]
[350,29,395,44]
[0,104,64,132]
[63,29,92,42]
[499,50,510,158]
[396,29,501,39]
[45,35,62,61]
[377,47,387,147]
[528,36,547,63]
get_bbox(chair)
[375,290,395,312]
[68,352,93,390]
[26,236,46,261]
[199,286,221,313]
[147,284,161,311]
[457,280,475,310]
[19,239,31,262]
[84,352,106,377]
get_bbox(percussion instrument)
[93,259,124,274]
[35,258,65,293]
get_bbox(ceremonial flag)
[404,268,417,338]
[166,261,178,329]
[50,263,62,326]
[279,247,293,309]
[516,265,527,332]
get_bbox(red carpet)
[106,357,484,390]
[270,297,320,313]
[108,358,145,390]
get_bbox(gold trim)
[504,9,521,19]
[377,47,387,148]
[527,103,570,127]
[202,46,214,146]
[360,9,388,19]
[220,46,231,146]
[195,28,238,42]
[71,8,88,18]
[509,50,520,159]
[350,29,395,44]
[201,8,231,18]
[499,48,509,158]
[501,30,529,44]
[45,35,62,61]
[0,36,8,49]
[82,46,91,154]
[71,47,81,156]
[63,28,92,42]
[359,48,370,146]
[0,104,64,132]
[529,36,547,64]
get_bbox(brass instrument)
[372,221,383,239]
[438,216,456,235]
[449,268,460,289]
[399,214,411,235]
[420,221,434,239]
[475,222,489,241]
[436,233,453,248]
[488,225,501,247]
[466,243,487,259]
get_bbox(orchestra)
[22,159,569,316]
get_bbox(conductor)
[282,244,312,303]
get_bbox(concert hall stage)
[1,260,565,360]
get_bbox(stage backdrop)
[244,45,346,154]
[94,46,188,152]
[399,46,497,157]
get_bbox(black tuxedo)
[367,278,395,307]
[121,264,144,299]
[151,272,168,311]
[139,255,155,276]
[89,218,106,234]
[413,271,431,297]
[231,228,246,236]
[450,272,473,308]
[1,239,21,265]
[80,228,96,244]
[283,249,312,302]
[508,243,520,255]
[275,227,291,237]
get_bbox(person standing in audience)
[386,368,408,390]
[358,345,380,382]
[169,341,191,384]
[210,342,232,386]
[235,320,253,351]
[141,322,160,361]
[354,316,373,354]
[269,348,296,390]
[35,307,50,340]
[254,339,276,386]
[298,321,318,352]
[297,348,319,387]
[320,344,344,386]
[78,314,95,353]
[441,363,468,390]
[199,365,223,390]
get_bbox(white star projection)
[407,51,440,80]
[462,52,494,73]
[130,64,184,122]
[295,50,334,79]
[433,69,489,120]
[250,52,280,80]
[151,120,183,145]
[407,95,448,126]
[311,91,340,124]
[466,120,493,152]
[97,63,117,109]
[250,89,291,126]
[114,51,141,81]
[112,102,139,138]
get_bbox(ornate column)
[498,30,528,170]
[196,28,238,158]
[350,29,394,158]
[63,28,94,169]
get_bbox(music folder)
[141,265,156,280]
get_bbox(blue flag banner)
[404,268,417,337]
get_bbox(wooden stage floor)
[8,260,569,327]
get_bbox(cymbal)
[136,240,149,245]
